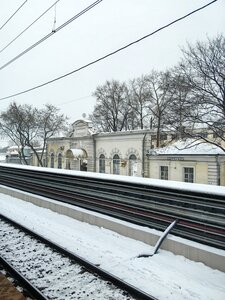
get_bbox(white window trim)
[183,166,195,183]
[159,165,169,180]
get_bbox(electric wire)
[0,0,61,55]
[0,0,218,101]
[0,0,103,71]
[57,95,93,106]
[0,0,28,31]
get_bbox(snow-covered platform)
[1,185,224,273]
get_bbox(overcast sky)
[0,0,224,122]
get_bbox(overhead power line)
[0,0,103,71]
[0,0,28,31]
[0,0,218,101]
[57,95,93,106]
[0,0,61,55]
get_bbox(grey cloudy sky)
[0,0,224,122]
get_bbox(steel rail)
[1,175,224,231]
[0,213,157,300]
[2,171,224,224]
[1,174,224,225]
[0,173,223,246]
[1,165,225,211]
[0,165,224,249]
[0,255,48,300]
[1,167,224,220]
[1,164,225,204]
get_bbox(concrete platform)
[1,185,225,273]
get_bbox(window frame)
[58,153,62,169]
[160,165,168,180]
[129,154,137,176]
[183,167,194,183]
[50,153,54,168]
[113,154,120,175]
[99,154,105,173]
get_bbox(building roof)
[154,139,225,155]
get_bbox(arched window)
[58,153,62,169]
[129,154,137,176]
[99,154,105,173]
[50,153,54,168]
[113,154,120,175]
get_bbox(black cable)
[0,0,61,55]
[57,95,93,106]
[0,0,103,71]
[0,0,28,31]
[0,0,218,101]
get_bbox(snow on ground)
[0,193,225,300]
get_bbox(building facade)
[47,119,154,176]
[46,119,225,186]
[147,140,225,186]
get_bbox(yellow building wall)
[220,163,225,186]
[47,141,70,169]
[169,161,182,182]
[96,135,143,177]
[195,163,208,184]
[149,160,209,184]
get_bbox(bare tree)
[33,104,68,166]
[0,102,68,166]
[90,80,130,132]
[128,75,151,129]
[146,70,175,147]
[164,70,193,138]
[179,34,225,150]
[0,102,38,164]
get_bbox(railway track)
[0,214,156,300]
[0,263,36,299]
[0,164,224,249]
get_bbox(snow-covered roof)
[72,119,93,126]
[67,148,87,158]
[7,149,19,155]
[154,139,225,155]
